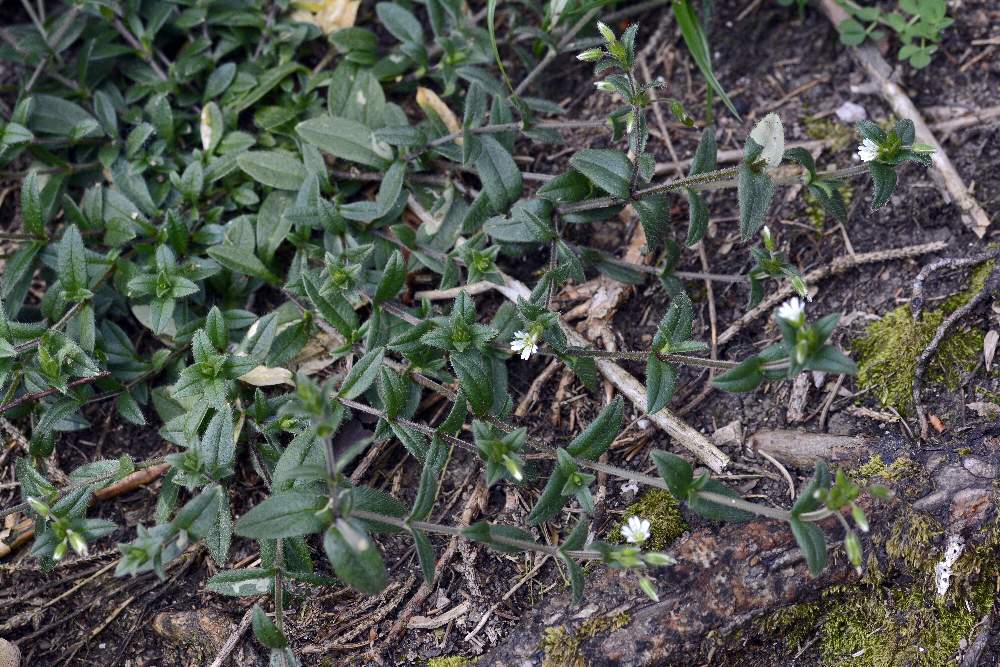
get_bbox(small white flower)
[857,138,879,162]
[776,297,806,326]
[510,330,539,360]
[622,516,651,544]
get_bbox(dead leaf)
[984,329,998,372]
[929,414,945,433]
[290,0,359,34]
[417,87,462,142]
[239,365,294,386]
[967,402,1000,420]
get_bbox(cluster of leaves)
[0,0,929,660]
[836,0,952,69]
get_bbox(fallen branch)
[717,241,948,346]
[818,0,992,237]
[496,275,731,473]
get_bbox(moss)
[819,579,992,666]
[883,511,943,573]
[803,116,854,149]
[854,454,919,482]
[750,508,1000,665]
[539,613,631,667]
[608,489,687,551]
[853,260,992,414]
[426,657,469,667]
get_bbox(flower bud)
[577,48,603,62]
[596,21,616,43]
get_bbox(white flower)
[857,138,879,162]
[622,516,651,544]
[776,297,806,326]
[510,330,539,360]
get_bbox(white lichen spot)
[934,534,964,596]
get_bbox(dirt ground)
[2,0,999,665]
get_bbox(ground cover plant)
[1,0,998,665]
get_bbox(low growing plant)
[836,0,952,69]
[0,1,932,661]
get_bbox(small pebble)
[835,101,867,123]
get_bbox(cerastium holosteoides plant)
[0,2,931,660]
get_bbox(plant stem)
[404,119,607,161]
[0,455,167,520]
[563,347,741,370]
[349,507,603,560]
[0,371,110,415]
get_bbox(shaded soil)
[2,0,1000,665]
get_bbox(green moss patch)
[853,261,992,414]
[540,613,631,667]
[608,488,687,551]
[427,657,469,667]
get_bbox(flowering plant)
[0,3,929,661]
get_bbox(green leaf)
[569,149,632,199]
[339,347,385,399]
[537,170,592,204]
[296,115,393,169]
[374,250,406,304]
[375,162,406,217]
[205,307,229,350]
[408,436,446,521]
[233,62,303,113]
[323,518,388,595]
[302,273,358,339]
[559,552,586,603]
[645,355,677,414]
[237,151,307,191]
[376,2,424,44]
[685,190,709,246]
[651,450,694,499]
[409,527,436,585]
[790,517,828,576]
[672,0,741,120]
[207,568,274,596]
[526,463,571,525]
[792,461,830,515]
[711,356,765,393]
[21,170,46,238]
[196,407,236,475]
[252,604,288,649]
[115,391,146,426]
[207,244,280,284]
[737,162,774,241]
[688,479,754,522]
[58,224,88,292]
[235,490,327,539]
[806,346,858,375]
[868,161,897,210]
[635,194,669,250]
[475,135,522,211]
[450,351,493,416]
[566,396,623,460]
[690,127,718,176]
